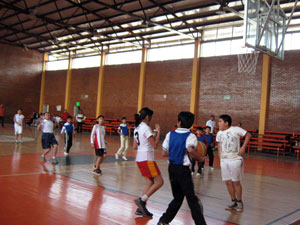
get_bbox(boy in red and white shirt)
[90,115,107,175]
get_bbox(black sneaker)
[51,158,59,165]
[157,221,169,225]
[225,200,237,210]
[135,208,143,216]
[134,198,153,218]
[93,169,102,175]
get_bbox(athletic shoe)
[210,167,214,171]
[40,155,46,162]
[234,201,243,212]
[135,208,143,216]
[191,172,194,176]
[196,172,201,176]
[134,197,153,218]
[225,200,237,210]
[122,156,128,161]
[51,158,59,165]
[19,140,23,144]
[15,140,18,144]
[115,154,119,160]
[93,169,102,175]
[64,152,69,156]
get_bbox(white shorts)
[14,124,23,134]
[220,158,243,182]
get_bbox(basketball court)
[1,1,300,225]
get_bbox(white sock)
[141,194,148,202]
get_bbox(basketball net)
[237,46,259,75]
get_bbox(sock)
[237,200,242,202]
[141,194,148,202]
[52,157,56,159]
[232,199,237,202]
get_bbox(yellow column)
[96,52,106,117]
[137,47,148,113]
[39,53,48,113]
[258,54,271,136]
[190,39,201,117]
[64,56,73,111]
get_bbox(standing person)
[90,115,107,175]
[61,116,75,156]
[133,107,164,218]
[191,127,208,176]
[216,114,251,212]
[0,104,5,128]
[158,112,207,225]
[76,110,86,133]
[204,126,215,171]
[38,112,59,164]
[14,109,25,143]
[115,116,129,161]
[206,115,216,134]
[61,110,70,123]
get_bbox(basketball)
[197,141,207,158]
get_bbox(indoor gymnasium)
[1,0,300,224]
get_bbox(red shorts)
[136,161,161,178]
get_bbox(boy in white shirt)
[206,115,216,134]
[38,112,59,164]
[216,114,251,212]
[14,108,25,143]
[90,115,107,175]
[133,107,163,218]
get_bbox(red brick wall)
[267,50,300,133]
[197,54,263,130]
[0,44,43,122]
[144,59,193,134]
[102,64,140,119]
[44,70,66,115]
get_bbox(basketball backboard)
[244,0,287,60]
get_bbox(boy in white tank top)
[14,108,24,143]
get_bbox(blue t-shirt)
[62,122,74,133]
[168,131,191,165]
[203,133,213,145]
[119,123,129,136]
[197,135,207,144]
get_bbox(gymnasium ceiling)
[0,0,300,59]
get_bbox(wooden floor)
[0,125,300,225]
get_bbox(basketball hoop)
[237,46,259,75]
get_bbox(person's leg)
[79,122,83,133]
[225,180,236,200]
[182,168,207,225]
[42,148,51,157]
[67,134,72,153]
[0,117,4,127]
[197,161,202,174]
[116,135,125,156]
[52,144,58,158]
[144,174,164,198]
[233,181,242,201]
[123,136,129,156]
[142,177,154,197]
[19,133,22,142]
[191,159,195,173]
[159,165,185,224]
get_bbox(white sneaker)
[115,154,119,160]
[122,156,128,161]
[210,167,214,171]
[19,140,23,144]
[64,152,69,156]
[191,172,194,176]
[15,140,18,144]
[196,173,201,176]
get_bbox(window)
[46,60,68,71]
[147,44,194,61]
[72,55,100,69]
[106,50,141,65]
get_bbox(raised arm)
[148,123,161,149]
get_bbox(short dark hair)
[178,111,194,129]
[121,116,127,120]
[205,126,211,130]
[67,116,73,119]
[196,127,203,131]
[97,115,104,119]
[18,108,23,111]
[219,114,232,126]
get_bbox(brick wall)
[0,44,43,122]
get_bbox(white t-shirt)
[162,128,198,166]
[206,119,216,133]
[216,126,247,160]
[14,114,24,126]
[41,119,54,133]
[90,124,106,149]
[134,122,155,162]
[76,114,86,123]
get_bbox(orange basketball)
[197,141,207,158]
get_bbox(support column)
[190,39,201,118]
[258,54,271,136]
[137,47,148,113]
[64,56,73,111]
[39,53,48,113]
[96,52,106,117]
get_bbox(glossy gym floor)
[0,125,300,225]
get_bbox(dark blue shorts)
[42,133,58,149]
[95,148,106,156]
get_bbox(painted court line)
[265,207,300,225]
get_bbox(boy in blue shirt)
[191,127,208,176]
[158,111,207,225]
[61,116,75,156]
[204,126,214,170]
[115,117,129,161]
